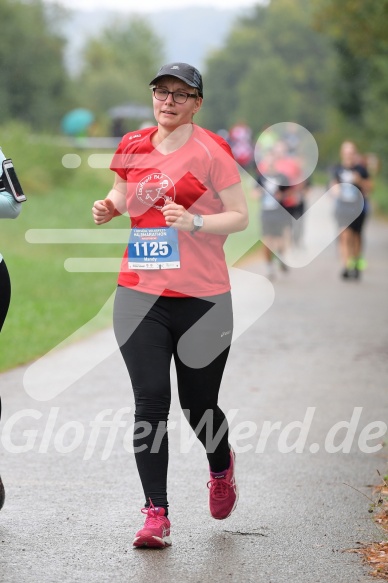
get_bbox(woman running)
[92,63,248,548]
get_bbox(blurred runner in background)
[258,139,307,248]
[229,121,254,173]
[330,141,373,279]
[253,151,291,279]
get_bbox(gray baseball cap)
[149,62,203,97]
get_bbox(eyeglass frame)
[152,87,199,104]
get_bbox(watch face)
[194,215,203,227]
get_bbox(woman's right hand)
[92,198,115,225]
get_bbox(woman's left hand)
[162,202,193,231]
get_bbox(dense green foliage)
[0,0,71,129]
[200,0,335,136]
[74,17,164,113]
[313,0,388,58]
[312,0,388,175]
[198,0,388,180]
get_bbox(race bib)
[128,227,180,270]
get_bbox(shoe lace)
[207,477,232,500]
[141,501,167,528]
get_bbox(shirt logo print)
[136,172,176,210]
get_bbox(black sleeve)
[356,164,369,179]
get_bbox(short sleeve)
[110,138,127,181]
[208,138,241,193]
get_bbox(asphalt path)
[1,193,387,583]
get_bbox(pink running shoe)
[133,501,171,548]
[207,448,238,520]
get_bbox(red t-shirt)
[258,156,303,207]
[110,124,241,297]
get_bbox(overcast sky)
[45,0,262,12]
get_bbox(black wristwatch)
[191,214,204,235]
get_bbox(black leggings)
[0,259,11,334]
[113,286,233,512]
[0,259,11,422]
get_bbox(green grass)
[0,146,124,372]
[224,175,262,265]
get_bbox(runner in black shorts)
[331,141,372,279]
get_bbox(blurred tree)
[312,0,388,175]
[76,16,165,112]
[363,57,388,156]
[313,0,388,58]
[0,0,71,129]
[330,41,370,122]
[237,56,299,129]
[201,0,335,135]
